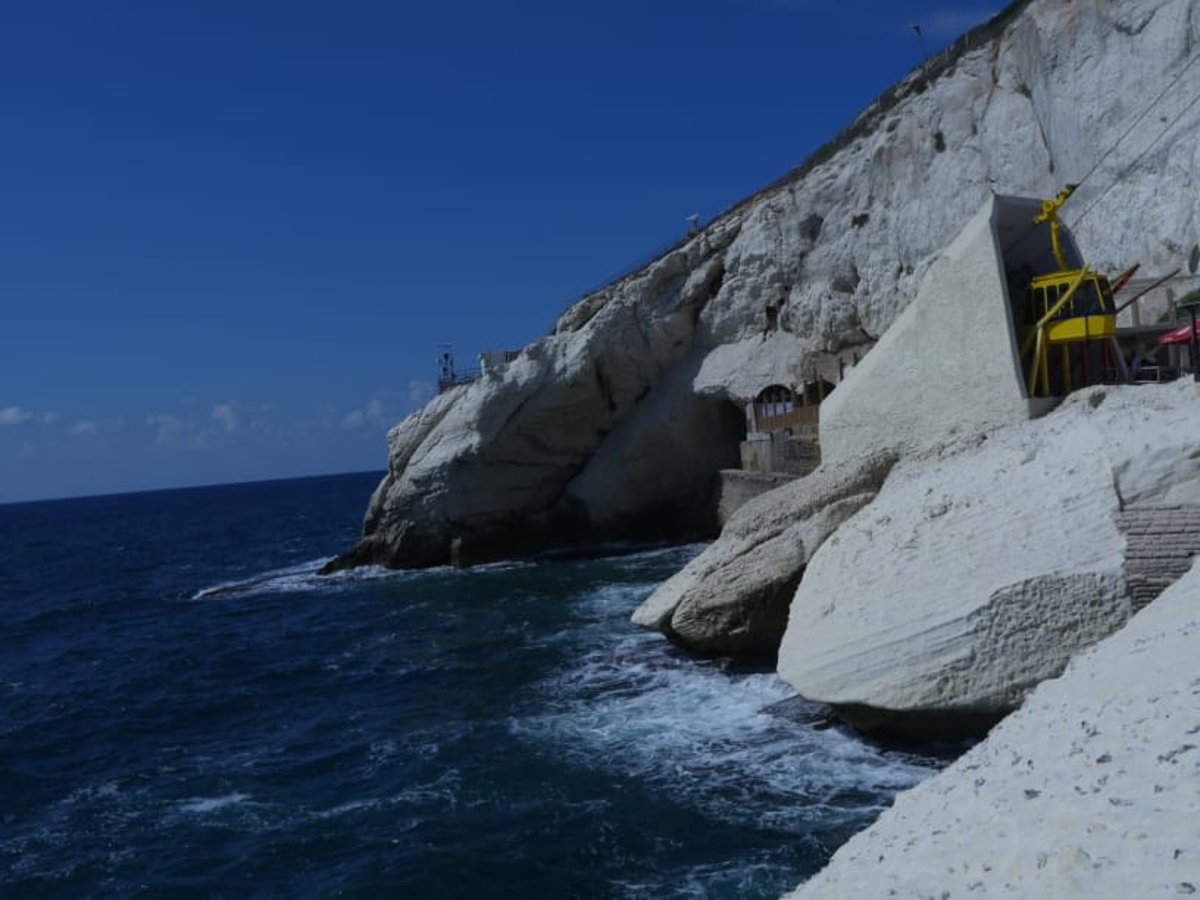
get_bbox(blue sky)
[1,0,996,502]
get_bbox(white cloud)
[339,391,413,431]
[212,403,238,432]
[147,413,187,447]
[69,417,125,437]
[365,396,385,424]
[41,411,59,425]
[147,410,238,450]
[0,406,33,426]
[408,380,435,409]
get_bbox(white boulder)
[631,454,895,656]
[778,381,1200,723]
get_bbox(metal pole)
[1190,307,1199,382]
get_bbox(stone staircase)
[1118,504,1200,610]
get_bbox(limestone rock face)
[333,0,1200,570]
[787,557,1200,898]
[778,381,1200,720]
[325,227,746,570]
[630,454,895,657]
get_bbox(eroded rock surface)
[331,0,1200,570]
[788,557,1200,898]
[630,454,895,657]
[778,381,1200,724]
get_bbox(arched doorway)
[751,384,798,432]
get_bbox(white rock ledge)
[787,557,1200,898]
[778,381,1200,721]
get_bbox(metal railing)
[437,368,482,393]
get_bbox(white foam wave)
[291,771,461,828]
[190,541,701,602]
[614,854,798,899]
[310,798,381,820]
[563,581,664,628]
[191,557,417,600]
[192,560,327,599]
[515,581,939,833]
[468,559,539,573]
[178,792,250,814]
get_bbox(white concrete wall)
[819,196,1043,465]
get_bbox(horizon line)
[0,468,387,509]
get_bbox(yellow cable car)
[1020,188,1120,397]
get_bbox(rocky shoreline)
[325,0,1200,893]
[634,380,1200,736]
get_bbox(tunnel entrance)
[740,378,835,477]
[714,367,850,525]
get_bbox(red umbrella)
[1158,321,1200,345]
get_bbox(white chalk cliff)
[327,0,1200,572]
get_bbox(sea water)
[1,472,946,898]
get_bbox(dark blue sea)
[1,472,945,898]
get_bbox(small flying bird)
[911,23,928,58]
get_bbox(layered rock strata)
[1119,503,1200,609]
[788,557,1200,898]
[329,0,1200,571]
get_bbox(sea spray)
[1,474,948,898]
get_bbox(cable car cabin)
[1021,268,1120,397]
[1017,188,1125,398]
[1024,269,1116,342]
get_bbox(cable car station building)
[819,192,1124,466]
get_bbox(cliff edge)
[327,0,1200,571]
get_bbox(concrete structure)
[478,349,521,376]
[738,429,820,476]
[739,381,830,473]
[715,470,796,527]
[819,195,1066,466]
[724,380,828,523]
